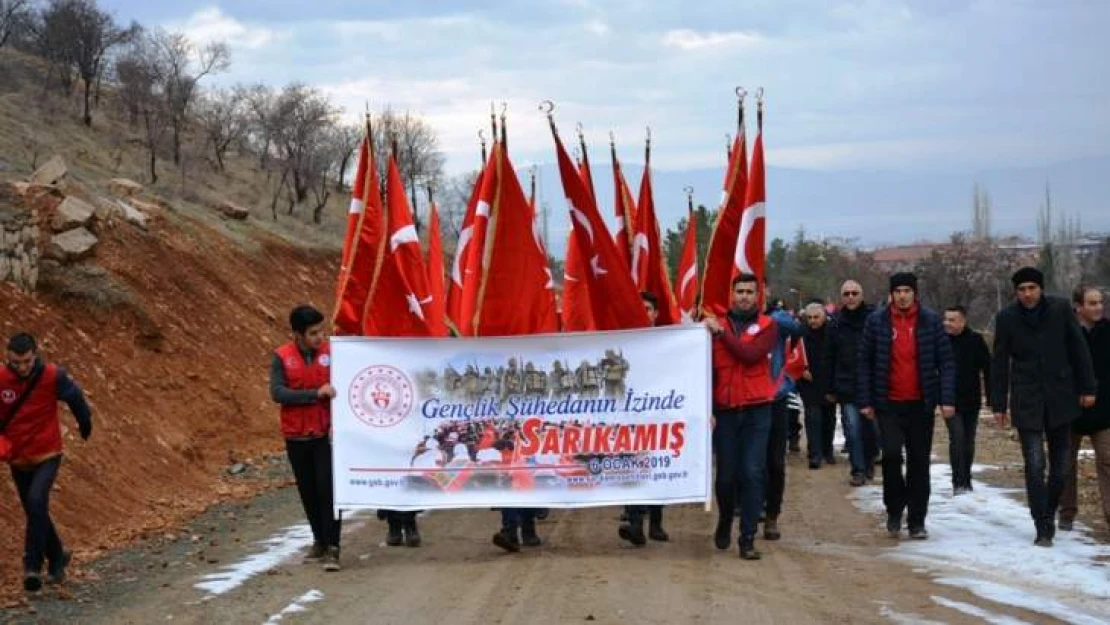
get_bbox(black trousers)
[11,457,65,573]
[877,401,934,528]
[286,437,341,548]
[623,505,663,527]
[765,398,789,519]
[946,409,980,488]
[805,401,837,463]
[1018,420,1073,531]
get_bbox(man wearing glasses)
[822,281,878,487]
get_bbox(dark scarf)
[839,303,870,328]
[728,308,759,332]
[1019,296,1048,328]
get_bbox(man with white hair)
[799,302,836,469]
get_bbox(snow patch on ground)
[195,523,314,596]
[851,464,1110,623]
[263,589,324,624]
[931,595,1032,625]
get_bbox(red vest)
[276,342,331,439]
[711,315,776,410]
[889,305,923,401]
[0,364,62,467]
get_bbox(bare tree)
[972,182,992,241]
[0,0,30,49]
[241,83,280,172]
[150,30,229,166]
[114,34,170,183]
[333,122,361,192]
[372,108,445,231]
[195,87,249,172]
[268,83,338,216]
[916,233,1015,328]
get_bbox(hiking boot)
[648,524,669,542]
[865,467,875,482]
[492,528,521,553]
[521,517,542,547]
[303,542,326,562]
[1033,534,1053,548]
[763,517,781,541]
[739,537,762,560]
[909,526,928,540]
[618,518,647,547]
[404,518,422,548]
[47,551,72,585]
[808,459,821,470]
[886,514,902,538]
[850,474,866,487]
[322,546,341,572]
[386,519,404,547]
[23,571,42,593]
[714,518,732,550]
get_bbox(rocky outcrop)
[215,199,250,220]
[52,196,97,232]
[0,193,39,292]
[29,155,68,186]
[108,178,144,198]
[46,227,98,262]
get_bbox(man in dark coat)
[942,305,991,494]
[1059,286,1109,532]
[991,267,1097,547]
[798,302,836,469]
[858,272,956,540]
[823,280,879,486]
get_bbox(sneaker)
[763,518,781,541]
[47,551,72,584]
[520,528,543,548]
[865,468,875,482]
[909,526,928,540]
[322,547,341,572]
[886,515,902,538]
[618,522,647,547]
[850,474,866,487]
[648,525,669,542]
[714,519,732,551]
[739,537,762,560]
[492,529,521,553]
[23,572,42,593]
[303,542,326,562]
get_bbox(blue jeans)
[845,403,880,477]
[714,404,772,540]
[1018,423,1072,530]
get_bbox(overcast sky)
[100,0,1109,177]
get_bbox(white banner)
[331,325,711,511]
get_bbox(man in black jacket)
[942,305,991,494]
[822,280,878,486]
[991,267,1097,547]
[858,272,956,540]
[1059,286,1109,532]
[799,302,835,469]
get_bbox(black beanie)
[889,272,918,293]
[1011,266,1044,289]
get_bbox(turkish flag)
[782,336,808,382]
[633,165,680,325]
[426,200,448,336]
[334,132,386,335]
[676,205,699,322]
[612,152,637,272]
[560,157,597,333]
[736,130,767,291]
[551,127,649,331]
[446,169,484,334]
[457,148,497,336]
[460,143,557,337]
[700,129,747,317]
[361,154,439,337]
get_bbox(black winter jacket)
[1074,318,1110,435]
[948,328,991,414]
[857,303,956,411]
[821,304,873,403]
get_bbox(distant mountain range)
[522,155,1110,258]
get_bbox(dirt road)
[5,445,1089,625]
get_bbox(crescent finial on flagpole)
[538,100,554,115]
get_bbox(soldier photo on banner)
[600,349,630,399]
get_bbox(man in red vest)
[269,305,341,571]
[2,332,92,592]
[705,274,778,560]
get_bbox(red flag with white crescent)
[676,206,699,322]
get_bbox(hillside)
[0,48,349,602]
